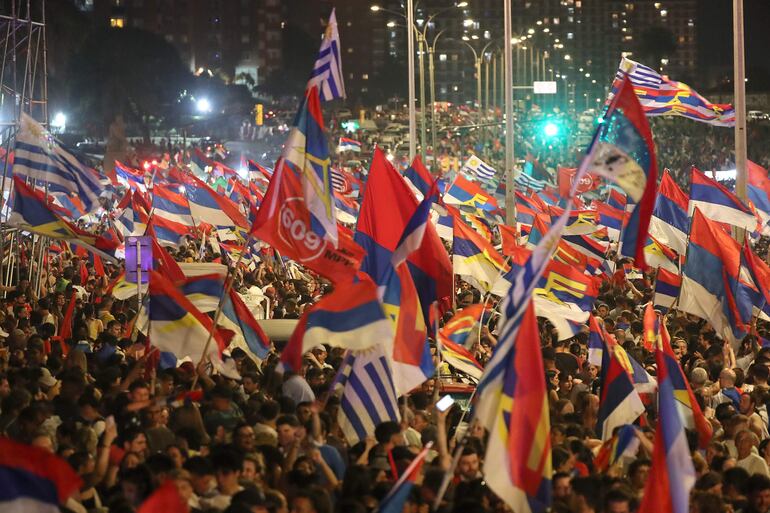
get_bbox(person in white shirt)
[736,430,770,477]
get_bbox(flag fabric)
[474,204,578,513]
[533,259,598,340]
[438,304,485,349]
[379,187,438,395]
[439,338,483,379]
[403,156,434,200]
[0,437,82,513]
[115,161,147,190]
[558,166,600,197]
[644,235,679,273]
[280,277,391,372]
[8,177,119,260]
[590,75,658,269]
[679,208,755,344]
[654,268,682,313]
[479,302,552,512]
[596,333,646,440]
[607,188,627,210]
[152,184,195,227]
[444,174,499,212]
[650,170,690,254]
[331,168,351,194]
[183,173,249,229]
[587,313,605,366]
[179,274,223,313]
[338,137,361,153]
[13,113,105,213]
[611,57,735,127]
[638,327,697,513]
[742,240,770,321]
[355,148,452,320]
[337,342,400,445]
[251,140,364,285]
[689,167,757,232]
[221,288,272,360]
[453,215,509,292]
[514,171,549,192]
[307,8,345,101]
[137,479,189,513]
[594,424,641,472]
[377,444,432,513]
[594,201,625,241]
[498,223,520,256]
[285,87,338,245]
[748,161,770,234]
[147,215,192,247]
[462,154,497,181]
[657,315,713,448]
[562,232,610,263]
[148,270,226,363]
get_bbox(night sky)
[698,0,770,90]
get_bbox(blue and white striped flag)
[462,154,496,181]
[338,343,400,444]
[13,113,106,213]
[307,9,345,101]
[514,171,549,192]
[331,167,348,193]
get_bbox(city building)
[92,0,283,85]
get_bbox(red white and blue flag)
[650,169,690,254]
[689,167,757,232]
[0,437,81,513]
[338,137,361,153]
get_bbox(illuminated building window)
[110,17,125,28]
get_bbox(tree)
[65,27,194,140]
[638,26,677,70]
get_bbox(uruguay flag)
[679,208,755,344]
[689,167,757,232]
[638,324,697,513]
[649,170,690,254]
[590,75,658,269]
[280,276,392,372]
[0,437,82,513]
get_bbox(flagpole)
[733,0,748,204]
[406,0,417,161]
[503,0,516,226]
[190,234,252,391]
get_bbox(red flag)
[498,223,519,257]
[151,239,185,283]
[251,155,364,284]
[93,254,105,277]
[137,480,189,513]
[79,261,88,285]
[558,165,600,197]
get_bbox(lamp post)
[427,29,447,158]
[460,38,495,133]
[372,2,467,163]
[504,0,516,225]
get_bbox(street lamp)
[371,2,466,162]
[460,38,495,132]
[196,98,212,113]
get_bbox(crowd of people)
[4,101,770,513]
[4,217,770,513]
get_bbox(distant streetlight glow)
[387,21,396,27]
[456,1,468,7]
[51,112,66,132]
[370,5,381,11]
[196,98,212,113]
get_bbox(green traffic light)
[543,122,559,137]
